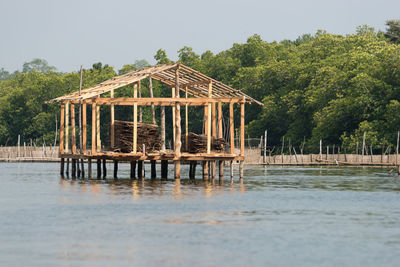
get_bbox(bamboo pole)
[149,74,156,124]
[71,104,76,154]
[96,104,101,152]
[174,67,181,179]
[229,102,234,154]
[82,103,87,154]
[60,103,65,154]
[207,81,212,154]
[185,86,189,152]
[133,83,138,153]
[65,101,69,153]
[110,89,115,149]
[91,102,96,155]
[240,99,245,156]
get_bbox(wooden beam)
[133,83,138,153]
[71,103,76,154]
[110,89,115,149]
[71,97,244,106]
[240,99,245,156]
[229,102,234,154]
[96,104,101,152]
[82,103,87,154]
[60,103,65,154]
[91,102,96,155]
[207,81,212,154]
[65,101,69,153]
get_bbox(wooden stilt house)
[48,63,263,180]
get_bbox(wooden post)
[161,106,166,151]
[96,104,101,152]
[91,102,96,155]
[229,102,234,154]
[130,161,136,179]
[396,131,399,164]
[138,80,142,123]
[71,103,76,154]
[185,86,189,151]
[72,159,76,178]
[113,160,118,179]
[149,75,156,124]
[211,99,216,179]
[240,99,245,157]
[263,130,267,164]
[204,104,208,135]
[161,160,168,180]
[319,139,322,160]
[102,159,107,178]
[66,158,70,177]
[138,161,143,179]
[133,83,138,153]
[362,132,366,162]
[97,159,101,179]
[239,161,244,180]
[65,101,69,153]
[110,89,115,149]
[82,103,87,154]
[218,160,223,181]
[172,87,176,146]
[218,101,224,180]
[202,161,208,181]
[151,160,156,179]
[88,158,92,178]
[60,103,65,154]
[60,158,65,177]
[174,67,181,179]
[207,81,212,154]
[230,160,234,183]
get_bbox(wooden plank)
[60,103,65,154]
[91,102,96,155]
[71,103,76,154]
[65,101,69,153]
[133,83,138,153]
[229,102,234,154]
[96,104,101,152]
[110,89,115,149]
[72,97,244,106]
[240,100,245,156]
[82,103,87,154]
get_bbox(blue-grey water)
[0,163,400,266]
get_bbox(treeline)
[1,22,400,153]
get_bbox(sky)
[1,0,399,72]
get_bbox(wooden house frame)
[49,63,262,180]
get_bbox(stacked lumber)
[113,120,161,153]
[184,132,226,153]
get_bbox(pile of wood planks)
[112,120,161,153]
[184,132,226,153]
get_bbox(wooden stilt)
[65,101,69,153]
[202,161,208,181]
[60,103,65,154]
[230,160,234,183]
[66,158,70,177]
[91,102,96,155]
[239,161,244,180]
[211,161,216,180]
[174,67,181,179]
[138,161,143,179]
[130,161,136,179]
[81,159,85,178]
[219,160,224,181]
[71,103,76,154]
[88,158,92,178]
[72,159,76,178]
[192,161,197,180]
[60,158,65,177]
[77,159,81,178]
[189,162,193,179]
[151,160,156,179]
[110,89,115,149]
[102,159,107,178]
[133,83,138,153]
[161,160,168,180]
[161,106,166,151]
[113,160,118,179]
[96,104,101,152]
[97,159,101,179]
[82,103,87,154]
[229,102,235,154]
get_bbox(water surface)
[0,163,399,266]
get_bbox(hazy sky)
[1,0,399,72]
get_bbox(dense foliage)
[1,24,400,153]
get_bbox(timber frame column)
[207,81,212,154]
[82,102,87,154]
[71,103,76,154]
[65,101,69,153]
[96,98,101,153]
[110,89,115,149]
[133,83,138,153]
[239,97,245,179]
[60,102,65,154]
[172,87,176,147]
[91,102,96,155]
[218,101,223,180]
[174,66,181,179]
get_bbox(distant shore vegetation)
[1,21,400,153]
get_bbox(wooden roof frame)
[48,63,263,105]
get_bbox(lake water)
[0,163,399,266]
